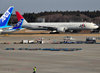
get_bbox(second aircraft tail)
[16,11,28,24]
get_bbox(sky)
[0,0,100,14]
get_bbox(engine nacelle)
[57,27,67,32]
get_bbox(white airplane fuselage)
[16,11,99,33]
[22,22,98,32]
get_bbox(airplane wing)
[37,25,67,32]
[38,26,57,30]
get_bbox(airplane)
[16,11,99,33]
[1,19,24,33]
[0,6,14,29]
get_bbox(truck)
[86,37,96,44]
[21,40,28,44]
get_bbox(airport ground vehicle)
[86,37,96,44]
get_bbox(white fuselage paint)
[22,22,98,32]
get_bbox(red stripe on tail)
[16,11,23,21]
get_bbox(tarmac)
[0,34,100,73]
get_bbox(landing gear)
[50,32,60,34]
[49,30,60,34]
[65,30,81,33]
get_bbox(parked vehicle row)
[0,36,97,44]
[5,48,82,51]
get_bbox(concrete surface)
[0,35,100,73]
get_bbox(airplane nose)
[95,25,99,29]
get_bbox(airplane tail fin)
[13,19,24,30]
[16,11,28,24]
[0,6,14,28]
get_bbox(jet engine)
[57,27,67,32]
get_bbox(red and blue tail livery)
[13,19,24,30]
[0,6,14,28]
